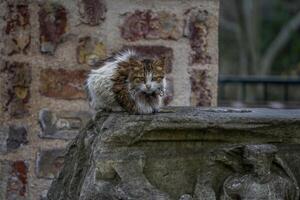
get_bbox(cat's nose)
[146,84,151,89]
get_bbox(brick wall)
[0,0,219,199]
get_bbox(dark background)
[219,0,300,108]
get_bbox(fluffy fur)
[86,50,166,114]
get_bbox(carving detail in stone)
[189,144,299,200]
[90,151,172,200]
[219,145,299,200]
[193,173,216,200]
[203,144,299,200]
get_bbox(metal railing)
[218,76,300,105]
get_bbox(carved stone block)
[3,0,31,55]
[39,109,92,140]
[214,145,299,200]
[36,148,65,179]
[184,8,211,65]
[121,10,181,41]
[39,68,88,99]
[90,151,172,199]
[46,108,300,200]
[78,0,106,26]
[38,2,67,54]
[0,61,32,118]
[189,69,212,106]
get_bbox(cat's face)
[128,58,165,97]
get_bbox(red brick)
[39,68,88,99]
[76,36,107,66]
[38,2,67,54]
[6,160,28,199]
[78,0,106,26]
[190,69,212,106]
[0,61,31,118]
[184,8,211,65]
[121,10,180,41]
[4,0,31,55]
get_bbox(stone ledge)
[95,107,300,144]
[47,107,300,200]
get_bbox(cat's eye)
[134,77,143,82]
[153,76,163,82]
[156,67,163,71]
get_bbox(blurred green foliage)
[263,0,300,75]
[220,0,300,76]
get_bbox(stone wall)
[0,0,219,199]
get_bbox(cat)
[86,50,166,114]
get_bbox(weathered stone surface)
[184,8,211,65]
[6,160,29,200]
[219,144,299,199]
[121,10,181,41]
[7,125,28,152]
[179,194,193,200]
[47,108,300,200]
[36,148,65,179]
[38,2,67,54]
[0,160,9,200]
[0,125,28,154]
[0,61,31,118]
[190,69,212,106]
[78,0,106,26]
[40,190,48,200]
[76,36,107,66]
[39,68,88,99]
[0,127,9,153]
[47,115,108,200]
[3,0,31,55]
[39,109,92,140]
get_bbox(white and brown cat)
[86,50,166,114]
